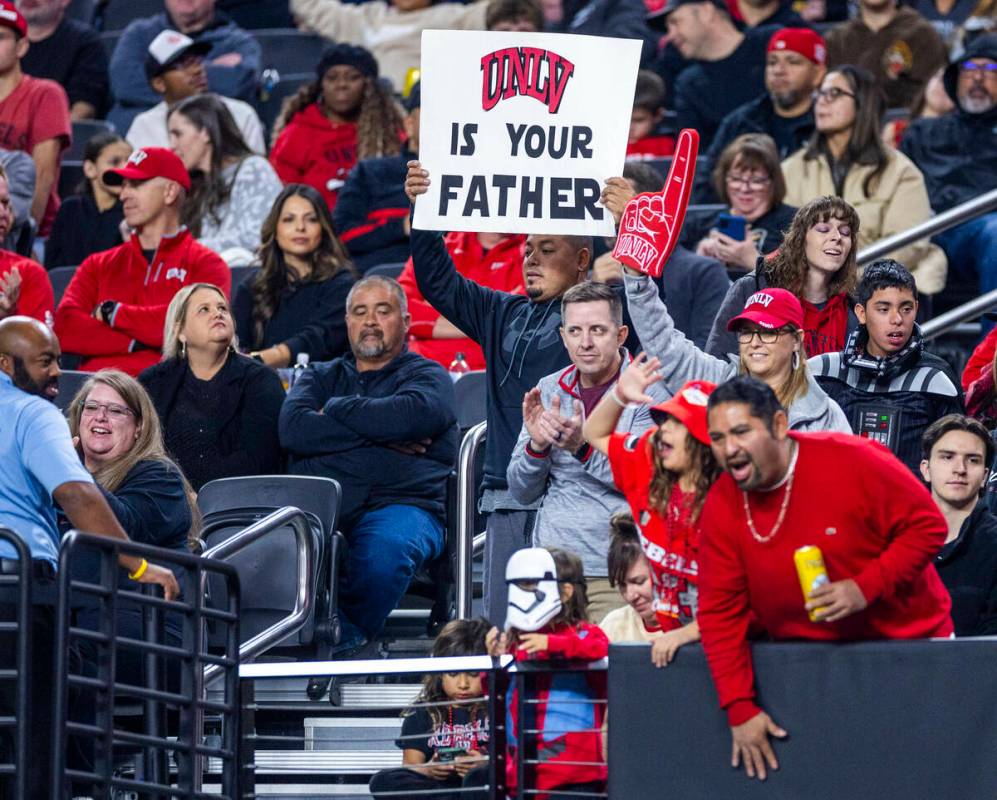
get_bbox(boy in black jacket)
[920,414,997,636]
[405,162,591,621]
[810,259,963,474]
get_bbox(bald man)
[0,316,179,797]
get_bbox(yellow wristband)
[128,558,148,581]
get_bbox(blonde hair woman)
[139,283,285,490]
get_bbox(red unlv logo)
[480,47,575,114]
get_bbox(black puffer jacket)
[810,326,964,473]
[900,34,997,212]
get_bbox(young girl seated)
[486,547,609,799]
[369,618,491,800]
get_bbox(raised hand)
[617,353,663,405]
[612,128,699,278]
[405,160,430,203]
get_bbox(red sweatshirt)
[506,621,608,796]
[53,229,230,376]
[698,432,953,727]
[801,291,849,356]
[397,231,526,370]
[1,250,54,326]
[625,134,676,160]
[269,103,357,212]
[962,326,997,391]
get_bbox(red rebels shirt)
[0,75,71,235]
[54,229,230,376]
[608,428,701,631]
[0,249,54,326]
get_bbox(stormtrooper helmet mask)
[505,547,562,632]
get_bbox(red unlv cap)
[650,380,717,445]
[0,2,27,38]
[767,28,827,66]
[104,147,191,191]
[726,288,804,332]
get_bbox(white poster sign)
[413,30,641,237]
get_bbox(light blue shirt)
[0,371,93,566]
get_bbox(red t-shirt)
[801,292,849,356]
[698,432,954,727]
[608,428,701,631]
[0,75,71,235]
[0,249,53,326]
[625,135,676,160]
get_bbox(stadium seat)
[256,73,312,142]
[68,120,116,161]
[94,0,163,32]
[364,262,406,280]
[56,369,90,410]
[198,476,346,678]
[59,160,85,200]
[253,29,329,76]
[48,265,78,305]
[454,370,487,432]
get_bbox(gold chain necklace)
[742,443,798,544]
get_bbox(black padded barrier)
[608,639,997,799]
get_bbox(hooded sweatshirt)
[410,228,573,494]
[900,33,997,213]
[624,272,852,433]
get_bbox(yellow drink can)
[794,545,829,622]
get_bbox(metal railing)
[857,187,997,266]
[0,528,31,800]
[51,531,242,799]
[456,422,487,619]
[200,506,317,687]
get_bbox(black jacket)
[332,152,412,273]
[232,269,354,362]
[696,95,815,202]
[410,228,571,492]
[900,34,997,213]
[140,351,286,489]
[547,0,657,63]
[44,193,125,270]
[810,326,964,473]
[935,502,997,637]
[279,349,457,528]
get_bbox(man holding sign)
[406,29,641,619]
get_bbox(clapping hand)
[0,267,21,318]
[522,390,583,452]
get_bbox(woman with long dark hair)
[168,93,283,263]
[45,132,132,269]
[707,195,860,359]
[269,44,404,212]
[232,184,357,367]
[782,64,947,295]
[585,370,722,666]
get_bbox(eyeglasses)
[737,328,787,344]
[725,173,772,190]
[813,87,856,103]
[81,401,135,419]
[960,61,997,77]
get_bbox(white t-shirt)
[126,96,266,154]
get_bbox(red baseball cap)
[726,288,804,332]
[0,2,27,38]
[649,380,716,445]
[767,28,827,66]
[103,147,191,191]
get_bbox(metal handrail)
[922,289,997,341]
[456,422,487,619]
[201,506,316,686]
[857,187,997,266]
[240,654,513,680]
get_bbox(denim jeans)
[339,504,444,643]
[935,213,997,330]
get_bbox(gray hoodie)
[624,273,852,433]
[506,351,664,577]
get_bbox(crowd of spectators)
[0,0,996,793]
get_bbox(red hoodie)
[54,229,230,376]
[962,326,997,391]
[698,432,953,728]
[397,231,526,370]
[270,103,357,212]
[1,250,53,326]
[801,291,849,356]
[506,621,608,796]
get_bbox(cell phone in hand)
[716,213,747,241]
[437,746,468,762]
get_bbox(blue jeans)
[935,213,997,326]
[339,504,443,643]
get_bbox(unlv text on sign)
[480,47,575,114]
